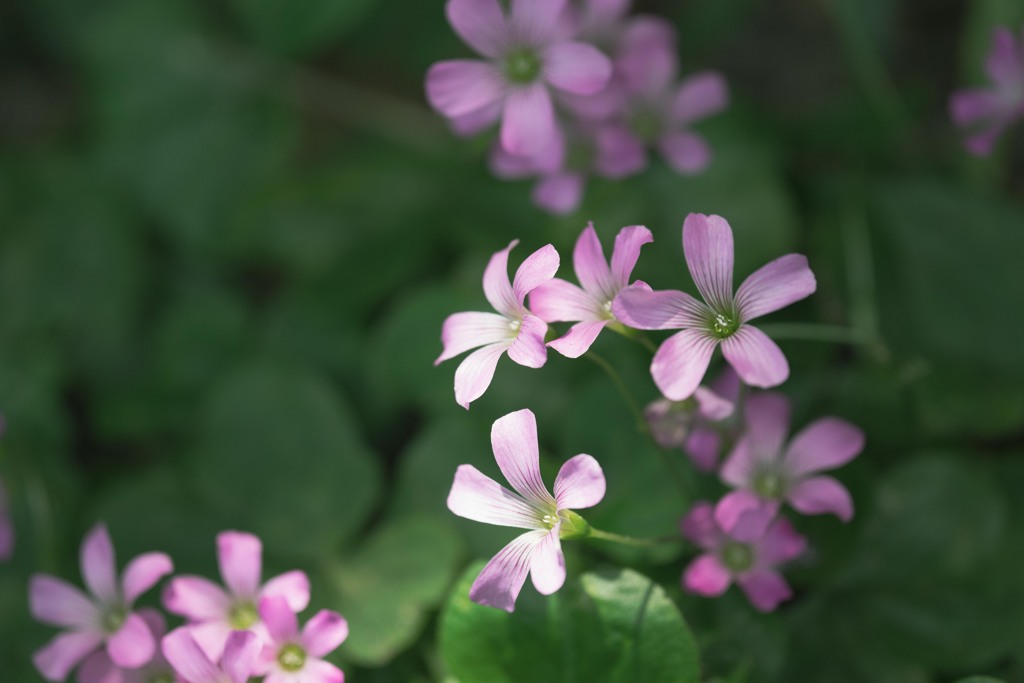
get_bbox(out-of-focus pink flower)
[426,0,612,156]
[716,392,864,537]
[0,474,12,562]
[950,25,1024,156]
[447,409,606,612]
[78,610,183,683]
[681,501,805,612]
[163,531,310,663]
[252,597,348,683]
[529,223,652,355]
[29,524,174,681]
[613,213,816,400]
[435,241,559,408]
[162,627,260,683]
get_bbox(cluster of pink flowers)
[425,0,728,214]
[29,525,348,683]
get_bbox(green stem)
[584,351,647,434]
[756,322,877,346]
[588,528,682,548]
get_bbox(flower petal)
[483,240,519,317]
[529,278,600,323]
[259,570,311,613]
[786,475,854,522]
[162,627,221,683]
[548,320,608,358]
[950,88,1004,127]
[651,328,719,401]
[300,660,346,683]
[784,417,865,478]
[617,16,678,95]
[258,595,299,644]
[670,71,729,124]
[713,490,778,543]
[469,530,547,612]
[186,621,233,665]
[529,527,566,595]
[682,554,732,596]
[543,42,612,95]
[658,132,711,174]
[301,610,349,658]
[683,213,734,312]
[679,502,719,550]
[81,524,119,605]
[963,122,1010,157]
[593,127,647,179]
[453,342,510,409]
[76,650,119,683]
[162,576,231,621]
[501,84,556,156]
[609,225,653,289]
[106,612,155,668]
[684,426,720,472]
[510,0,568,43]
[490,408,556,506]
[693,385,733,421]
[572,223,615,301]
[447,464,545,528]
[121,552,173,605]
[425,60,506,118]
[512,244,560,305]
[506,314,549,368]
[719,438,755,488]
[532,172,585,215]
[450,101,502,137]
[446,0,509,59]
[734,254,816,321]
[739,391,792,465]
[222,631,261,683]
[611,287,708,330]
[736,570,792,612]
[721,325,789,388]
[436,312,513,365]
[553,454,606,510]
[757,517,807,566]
[30,575,100,629]
[33,631,104,682]
[986,27,1024,86]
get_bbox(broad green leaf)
[228,0,378,57]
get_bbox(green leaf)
[228,0,378,56]
[440,564,700,683]
[952,678,1007,683]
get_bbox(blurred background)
[2,0,1024,681]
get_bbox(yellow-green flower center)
[278,643,307,672]
[753,470,786,499]
[711,312,739,338]
[228,601,259,630]
[720,541,755,573]
[149,673,176,683]
[504,48,542,84]
[101,607,126,634]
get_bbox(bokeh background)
[2,0,1024,681]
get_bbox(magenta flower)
[426,0,612,156]
[681,501,805,612]
[252,596,348,683]
[0,474,12,562]
[529,223,652,355]
[77,610,182,683]
[435,240,559,408]
[950,25,1024,156]
[447,408,606,612]
[716,392,864,535]
[29,523,173,681]
[163,531,310,662]
[613,213,817,400]
[162,627,260,683]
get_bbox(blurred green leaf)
[228,0,378,57]
[952,677,1007,683]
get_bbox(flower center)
[753,470,786,499]
[508,318,522,334]
[277,643,307,672]
[101,606,127,634]
[630,109,663,143]
[710,312,739,339]
[541,513,558,529]
[228,601,259,630]
[148,672,177,683]
[720,541,755,573]
[503,48,542,84]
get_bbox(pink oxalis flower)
[530,222,653,356]
[681,501,806,612]
[77,610,181,683]
[435,240,559,408]
[30,523,174,681]
[447,408,606,612]
[613,213,816,400]
[252,596,349,683]
[426,0,612,156]
[163,531,310,662]
[950,25,1024,156]
[162,627,260,683]
[716,392,865,538]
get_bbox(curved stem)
[588,528,682,548]
[584,351,647,434]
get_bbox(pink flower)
[681,501,806,612]
[447,408,606,612]
[435,241,559,408]
[426,0,612,156]
[529,223,652,355]
[252,596,348,683]
[0,474,12,562]
[613,213,817,400]
[162,627,260,683]
[77,610,182,683]
[29,523,174,681]
[163,531,310,662]
[950,25,1024,156]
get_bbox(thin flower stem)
[588,528,682,547]
[756,323,876,346]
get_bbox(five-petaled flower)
[162,627,260,683]
[77,609,182,683]
[252,596,349,683]
[447,408,606,612]
[613,213,816,400]
[29,523,174,681]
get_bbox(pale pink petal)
[693,385,733,421]
[33,632,104,682]
[529,527,566,595]
[510,0,568,43]
[425,60,506,118]
[121,552,173,605]
[447,464,545,528]
[986,27,1024,86]
[259,571,311,613]
[548,320,608,358]
[739,392,792,468]
[469,530,547,612]
[757,517,807,566]
[81,524,119,605]
[446,0,509,59]
[594,126,647,178]
[482,240,519,317]
[611,287,708,329]
[258,596,299,643]
[573,223,615,300]
[734,254,816,322]
[645,398,688,449]
[670,71,729,124]
[679,502,719,550]
[300,659,345,683]
[136,607,167,642]
[187,621,233,665]
[714,491,778,543]
[543,42,612,95]
[30,575,100,629]
[532,172,585,215]
[682,554,732,596]
[106,612,154,668]
[684,427,720,472]
[300,611,349,658]
[719,438,755,488]
[609,225,653,289]
[683,213,734,311]
[453,341,510,409]
[710,366,741,403]
[786,476,854,522]
[949,89,1003,126]
[489,130,564,177]
[784,417,865,478]
[76,650,120,683]
[736,570,792,612]
[553,454,606,510]
[617,17,678,95]
[221,631,261,683]
[162,576,231,621]
[650,328,719,401]
[450,101,502,137]
[581,0,631,31]
[501,84,556,156]
[506,314,549,367]
[490,408,555,505]
[512,244,560,305]
[658,132,712,174]
[529,279,601,323]
[162,627,221,683]
[436,312,513,365]
[721,325,789,388]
